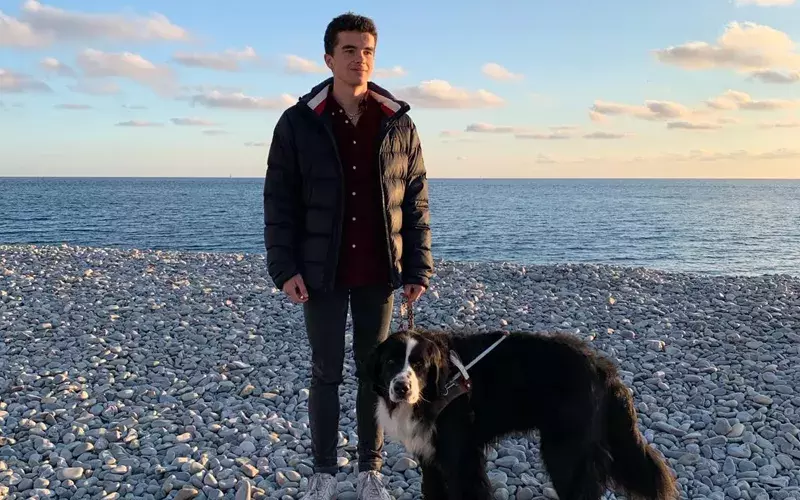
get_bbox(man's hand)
[403,283,426,303]
[282,274,308,304]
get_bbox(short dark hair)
[324,12,378,55]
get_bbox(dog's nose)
[394,380,410,397]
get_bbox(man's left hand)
[403,284,426,303]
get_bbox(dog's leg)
[540,432,605,500]
[434,417,491,500]
[420,463,447,499]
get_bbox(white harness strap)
[442,332,510,397]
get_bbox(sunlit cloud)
[394,80,504,108]
[189,90,295,110]
[481,62,524,81]
[173,47,259,72]
[0,68,52,92]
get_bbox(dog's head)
[367,330,450,406]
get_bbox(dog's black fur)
[366,328,679,500]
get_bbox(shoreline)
[1,243,799,499]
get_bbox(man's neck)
[331,79,368,116]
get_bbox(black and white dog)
[367,328,679,500]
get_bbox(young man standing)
[263,12,433,500]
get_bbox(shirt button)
[352,216,356,221]
[353,140,356,144]
[352,166,356,170]
[352,191,356,196]
[345,120,349,124]
[352,244,356,248]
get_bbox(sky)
[1,0,800,179]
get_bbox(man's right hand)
[282,274,308,304]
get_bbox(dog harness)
[429,331,510,418]
[396,294,510,418]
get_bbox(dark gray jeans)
[302,283,395,475]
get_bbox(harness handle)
[397,292,415,332]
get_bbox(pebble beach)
[1,243,799,500]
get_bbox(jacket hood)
[297,77,410,118]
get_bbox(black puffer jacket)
[263,77,433,293]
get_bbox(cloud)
[284,55,327,74]
[40,57,76,77]
[76,48,175,94]
[190,90,295,110]
[54,103,91,110]
[749,69,800,83]
[653,22,800,80]
[758,119,800,128]
[591,99,696,121]
[244,141,266,147]
[735,0,795,5]
[0,68,52,93]
[706,89,800,110]
[69,80,121,95]
[583,131,629,139]
[465,122,519,133]
[590,90,797,131]
[373,66,407,78]
[202,129,227,136]
[666,121,724,130]
[0,9,41,47]
[393,80,504,109]
[173,47,259,72]
[666,148,800,162]
[0,0,190,48]
[115,120,163,127]
[170,117,216,126]
[481,63,524,81]
[122,104,147,110]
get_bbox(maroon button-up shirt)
[325,95,391,289]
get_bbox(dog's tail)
[602,378,679,500]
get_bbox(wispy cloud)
[393,80,504,108]
[481,62,524,81]
[666,121,724,130]
[749,69,800,84]
[0,0,190,48]
[0,68,52,93]
[40,57,75,77]
[706,90,800,111]
[115,120,163,127]
[583,131,629,139]
[76,48,176,95]
[374,66,407,78]
[283,55,326,74]
[170,117,216,126]
[202,129,227,136]
[735,0,795,6]
[654,22,800,82]
[757,119,800,128]
[244,141,266,147]
[190,90,295,110]
[173,47,259,72]
[69,80,121,96]
[54,103,91,110]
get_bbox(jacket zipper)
[305,105,345,292]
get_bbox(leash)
[397,292,415,332]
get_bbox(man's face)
[325,31,375,87]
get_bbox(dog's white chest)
[376,399,435,461]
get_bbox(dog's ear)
[424,339,450,398]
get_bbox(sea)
[1,177,799,277]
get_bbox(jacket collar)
[298,77,409,118]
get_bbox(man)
[263,11,433,500]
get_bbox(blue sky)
[2,0,800,178]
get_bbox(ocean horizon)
[2,177,799,277]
